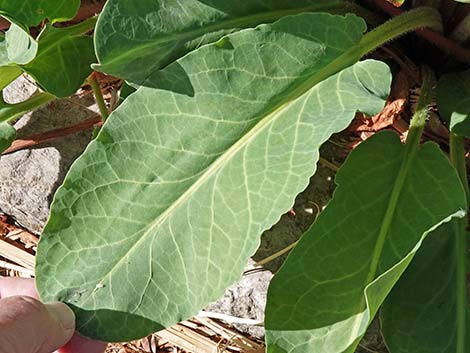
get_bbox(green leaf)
[0,8,94,98]
[0,66,21,90]
[0,24,38,69]
[119,82,136,103]
[3,24,38,65]
[36,13,392,342]
[0,121,15,153]
[93,0,347,85]
[0,0,80,26]
[265,131,466,353]
[437,69,470,137]
[22,18,97,97]
[0,91,55,123]
[381,221,470,353]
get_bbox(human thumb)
[0,296,75,353]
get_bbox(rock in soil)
[0,76,97,233]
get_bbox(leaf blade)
[265,131,466,353]
[93,0,345,85]
[381,221,470,353]
[0,0,79,26]
[36,13,391,341]
[22,20,97,97]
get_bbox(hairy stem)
[0,91,55,123]
[406,67,435,148]
[450,132,469,353]
[369,0,470,62]
[365,67,435,286]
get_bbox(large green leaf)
[93,0,347,86]
[265,131,466,353]
[36,13,392,341]
[0,0,80,26]
[437,69,470,137]
[22,19,96,97]
[381,221,470,353]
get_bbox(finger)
[0,277,38,299]
[0,277,107,352]
[0,296,75,353]
[58,334,108,353]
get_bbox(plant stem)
[88,74,109,121]
[406,67,435,149]
[449,132,469,353]
[255,241,299,267]
[369,0,470,62]
[365,67,435,286]
[281,8,441,109]
[2,115,102,155]
[0,91,55,123]
[353,9,442,63]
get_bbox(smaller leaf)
[381,221,470,353]
[0,121,15,152]
[0,25,37,66]
[22,20,97,97]
[265,131,466,353]
[5,24,38,65]
[437,69,470,137]
[0,0,80,26]
[93,0,347,85]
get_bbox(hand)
[0,277,107,353]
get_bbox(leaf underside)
[265,131,466,353]
[36,13,391,342]
[93,0,345,86]
[381,221,470,353]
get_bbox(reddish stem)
[371,0,470,62]
[2,116,102,155]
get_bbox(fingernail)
[45,302,76,331]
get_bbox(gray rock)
[0,76,98,233]
[205,260,273,339]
